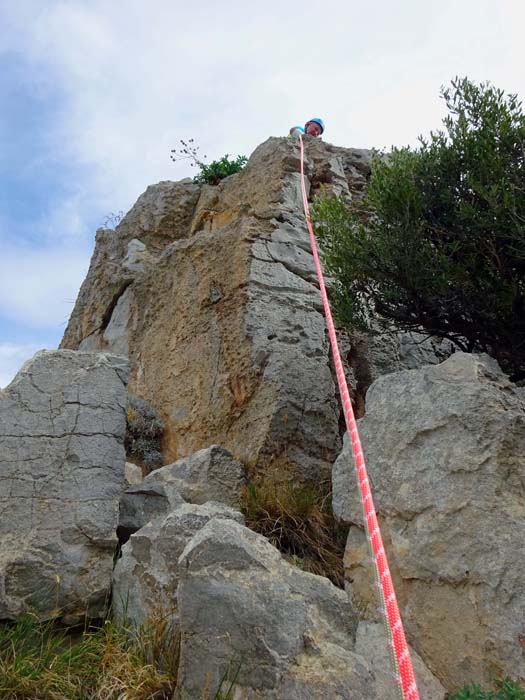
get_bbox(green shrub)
[450,678,525,699]
[311,77,525,380]
[125,395,164,473]
[192,154,248,185]
[171,139,247,185]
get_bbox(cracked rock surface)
[60,137,372,479]
[333,352,525,690]
[112,501,244,629]
[175,517,443,699]
[0,350,128,622]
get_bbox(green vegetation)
[0,612,179,700]
[192,154,248,185]
[311,77,525,380]
[242,470,347,586]
[171,139,247,185]
[449,678,525,699]
[0,612,245,700]
[125,394,164,473]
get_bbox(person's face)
[305,121,322,137]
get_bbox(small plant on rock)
[125,394,164,473]
[101,210,124,228]
[171,138,248,185]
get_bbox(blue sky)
[1,0,524,387]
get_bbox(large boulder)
[112,501,244,628]
[60,138,373,480]
[0,350,128,623]
[333,352,525,691]
[176,518,443,699]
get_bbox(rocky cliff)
[3,136,524,697]
[60,137,371,480]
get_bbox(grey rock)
[112,502,243,628]
[117,479,185,542]
[0,350,128,623]
[355,621,446,700]
[124,461,143,486]
[398,332,456,370]
[116,180,201,253]
[117,445,245,541]
[176,518,382,700]
[333,352,525,690]
[147,444,246,507]
[101,285,132,356]
[346,322,457,413]
[122,238,147,275]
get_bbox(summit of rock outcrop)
[61,137,371,479]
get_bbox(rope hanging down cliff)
[297,133,420,700]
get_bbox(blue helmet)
[307,117,325,133]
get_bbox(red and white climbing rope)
[298,134,420,700]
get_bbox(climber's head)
[304,118,325,137]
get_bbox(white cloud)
[0,243,89,328]
[0,0,524,358]
[6,1,523,205]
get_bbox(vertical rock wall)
[61,137,371,479]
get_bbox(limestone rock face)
[176,518,443,700]
[124,461,143,486]
[176,517,362,699]
[346,324,457,415]
[117,479,185,542]
[117,445,245,541]
[333,353,525,690]
[145,444,246,507]
[355,622,446,700]
[0,350,128,623]
[61,138,372,479]
[112,502,243,628]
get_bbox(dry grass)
[0,610,179,700]
[241,470,348,587]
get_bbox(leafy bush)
[242,471,347,586]
[125,395,164,473]
[192,154,248,185]
[450,678,525,700]
[171,138,247,185]
[311,77,525,380]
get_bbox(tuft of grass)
[241,470,347,587]
[0,611,179,700]
[449,679,525,700]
